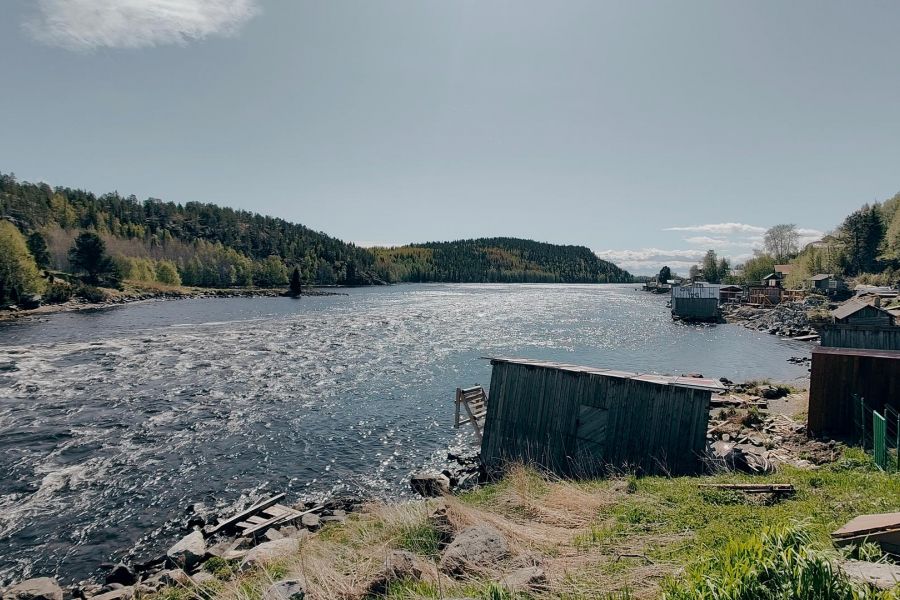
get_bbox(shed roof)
[762,272,781,280]
[811,273,835,281]
[831,299,893,321]
[775,264,795,274]
[812,346,900,360]
[485,357,726,391]
[833,512,900,540]
[719,285,743,291]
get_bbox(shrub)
[663,523,891,599]
[155,260,181,286]
[44,281,73,304]
[75,284,107,303]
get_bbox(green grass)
[394,521,442,557]
[663,523,897,599]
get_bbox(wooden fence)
[820,325,900,351]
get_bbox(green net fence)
[853,396,899,471]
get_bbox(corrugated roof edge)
[483,357,725,391]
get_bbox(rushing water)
[0,284,812,584]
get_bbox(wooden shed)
[480,358,722,476]
[748,285,782,306]
[671,284,720,322]
[832,300,896,327]
[808,346,900,436]
[719,285,743,304]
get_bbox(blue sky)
[2,1,899,275]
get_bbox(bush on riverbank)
[145,447,898,600]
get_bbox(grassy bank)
[152,448,898,600]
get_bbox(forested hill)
[0,172,379,286]
[1,172,630,289]
[372,238,632,283]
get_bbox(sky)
[2,1,900,275]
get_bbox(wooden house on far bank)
[810,273,847,294]
[831,299,896,327]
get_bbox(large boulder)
[263,578,306,600]
[410,473,450,498]
[104,564,136,586]
[439,525,509,575]
[2,578,64,600]
[838,559,900,591]
[241,538,299,568]
[166,531,206,571]
[88,587,134,600]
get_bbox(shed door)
[575,404,609,463]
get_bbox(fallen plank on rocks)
[699,483,795,494]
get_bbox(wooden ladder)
[454,386,488,443]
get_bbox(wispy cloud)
[683,236,731,248]
[24,0,260,50]
[664,222,767,235]
[595,247,707,274]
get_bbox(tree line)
[0,172,634,306]
[372,238,632,284]
[655,191,900,289]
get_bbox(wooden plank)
[209,493,286,534]
[699,483,794,493]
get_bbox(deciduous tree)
[0,221,45,305]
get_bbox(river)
[0,283,812,584]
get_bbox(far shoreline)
[0,284,348,323]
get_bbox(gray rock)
[320,514,346,525]
[410,473,450,498]
[439,525,509,575]
[190,572,216,586]
[88,586,134,600]
[241,538,299,568]
[501,566,547,593]
[263,528,284,542]
[2,578,64,600]
[104,564,136,586]
[147,569,190,587]
[300,513,320,531]
[278,525,300,537]
[166,531,206,571]
[838,559,900,591]
[262,578,306,600]
[385,550,424,580]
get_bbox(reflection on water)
[0,284,811,583]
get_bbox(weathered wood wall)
[820,325,900,351]
[671,297,719,320]
[480,359,712,476]
[808,346,900,436]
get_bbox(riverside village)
[3,2,900,599]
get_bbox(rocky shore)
[1,493,365,600]
[722,296,832,338]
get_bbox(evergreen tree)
[289,267,303,296]
[701,249,720,283]
[840,204,884,275]
[26,231,51,270]
[658,265,672,283]
[716,257,730,282]
[68,231,120,285]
